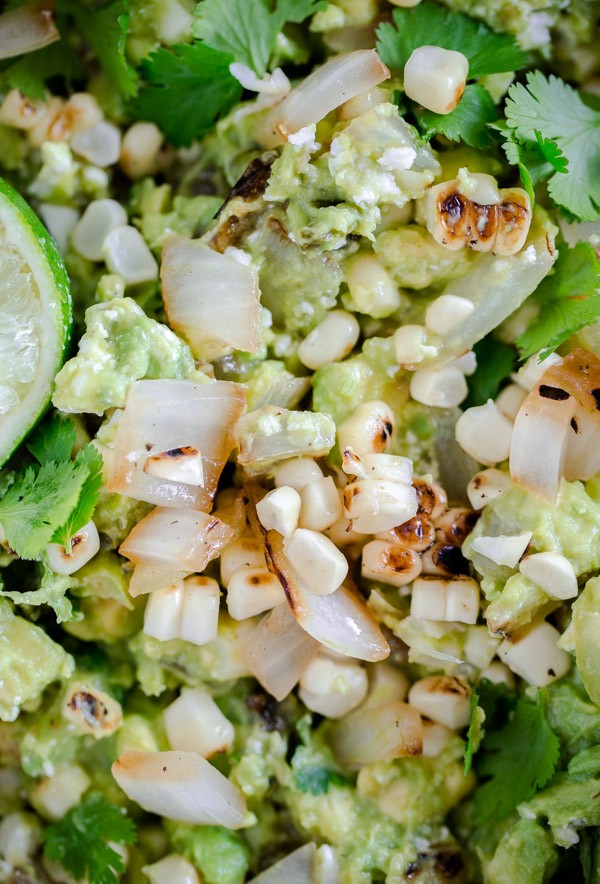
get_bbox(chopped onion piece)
[241,603,319,701]
[247,844,317,884]
[330,701,423,767]
[120,507,234,572]
[161,237,262,359]
[108,379,246,510]
[111,750,247,828]
[0,3,59,60]
[129,565,187,598]
[270,50,390,140]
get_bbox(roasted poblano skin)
[0,0,600,882]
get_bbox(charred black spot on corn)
[538,384,570,401]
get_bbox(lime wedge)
[0,177,72,466]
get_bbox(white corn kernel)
[394,324,436,366]
[337,401,394,457]
[446,577,480,624]
[144,580,183,641]
[0,89,47,130]
[144,446,204,486]
[48,93,103,142]
[71,198,128,262]
[455,400,513,465]
[467,468,512,510]
[274,457,323,490]
[297,310,360,369]
[46,520,100,575]
[470,531,532,568]
[220,536,266,586]
[408,675,471,729]
[62,683,122,737]
[0,813,40,867]
[366,663,409,705]
[498,621,571,687]
[512,352,563,391]
[144,575,220,645]
[452,350,477,376]
[325,509,368,548]
[411,576,479,624]
[344,478,418,534]
[410,576,448,621]
[425,294,475,335]
[71,120,121,166]
[495,383,527,420]
[421,720,454,757]
[39,204,79,254]
[362,539,422,587]
[519,551,578,600]
[404,46,469,115]
[480,661,515,689]
[256,485,301,537]
[410,365,468,408]
[299,656,368,719]
[299,475,342,531]
[102,225,158,284]
[344,451,413,484]
[226,568,286,620]
[164,687,234,758]
[345,254,402,318]
[285,528,348,595]
[143,854,200,884]
[120,121,164,179]
[30,764,90,821]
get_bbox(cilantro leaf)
[376,1,527,78]
[0,461,88,560]
[193,0,325,76]
[4,42,84,100]
[420,84,497,149]
[53,444,104,551]
[474,695,560,822]
[464,689,481,775]
[71,0,136,99]
[517,242,600,360]
[505,73,600,221]
[464,337,516,408]
[27,415,76,466]
[134,43,242,147]
[43,793,136,884]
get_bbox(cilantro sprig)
[0,416,104,560]
[517,242,600,360]
[419,83,497,150]
[43,793,136,884]
[504,72,600,221]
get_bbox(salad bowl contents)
[1,1,600,882]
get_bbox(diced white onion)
[129,565,187,598]
[271,50,390,140]
[103,225,158,284]
[121,507,234,571]
[298,476,342,531]
[0,3,59,60]
[241,602,320,701]
[109,379,246,510]
[330,700,423,766]
[470,532,532,568]
[71,199,128,262]
[71,120,121,167]
[519,552,578,600]
[247,844,317,884]
[161,237,262,358]
[164,688,234,758]
[111,750,247,828]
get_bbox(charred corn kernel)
[394,324,436,366]
[435,507,479,546]
[344,478,418,534]
[413,478,447,520]
[46,520,100,575]
[297,309,360,369]
[345,254,402,318]
[0,89,49,130]
[425,294,475,335]
[337,401,395,457]
[299,656,368,719]
[495,383,527,420]
[420,541,469,577]
[164,687,235,758]
[494,188,532,256]
[226,568,286,620]
[467,468,512,510]
[220,535,266,586]
[285,528,348,595]
[256,485,301,537]
[362,539,422,586]
[274,456,323,490]
[480,661,515,689]
[498,621,571,687]
[410,365,468,408]
[120,121,164,179]
[519,551,578,600]
[62,682,123,737]
[408,675,471,729]
[299,475,343,531]
[455,400,513,465]
[470,531,532,568]
[143,855,200,884]
[382,514,436,552]
[404,46,468,115]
